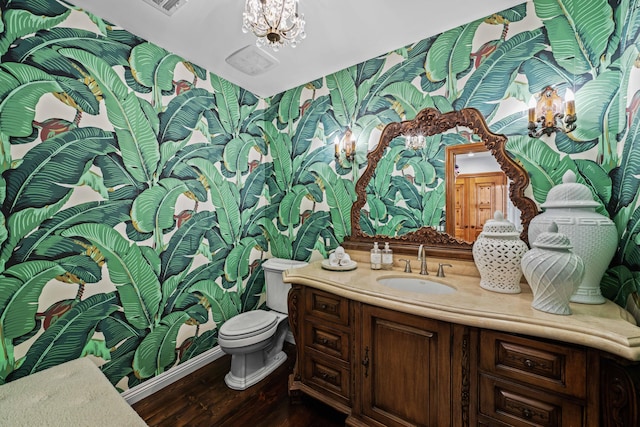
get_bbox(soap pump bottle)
[370,242,382,270]
[382,242,393,270]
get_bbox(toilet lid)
[219,310,278,341]
[262,257,308,272]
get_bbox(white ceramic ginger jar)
[521,222,585,315]
[472,211,529,293]
[528,170,617,304]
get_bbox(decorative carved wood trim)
[600,357,639,427]
[461,327,471,427]
[343,107,539,258]
[288,285,302,383]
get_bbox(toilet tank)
[262,258,308,314]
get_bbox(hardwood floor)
[132,343,347,426]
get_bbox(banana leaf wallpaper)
[0,0,639,400]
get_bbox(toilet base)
[224,350,287,390]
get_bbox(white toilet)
[218,257,308,390]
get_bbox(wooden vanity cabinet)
[288,284,640,426]
[478,330,595,426]
[356,305,452,427]
[288,284,472,426]
[291,286,353,411]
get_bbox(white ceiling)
[66,0,525,98]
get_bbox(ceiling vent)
[225,45,279,76]
[141,0,188,16]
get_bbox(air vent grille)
[141,0,188,16]
[226,45,279,76]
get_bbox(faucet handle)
[436,263,452,277]
[399,259,412,273]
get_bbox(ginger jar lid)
[480,211,520,238]
[541,170,599,209]
[532,222,573,250]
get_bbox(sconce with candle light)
[404,134,426,150]
[528,86,576,138]
[335,129,356,163]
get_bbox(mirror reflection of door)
[445,143,507,242]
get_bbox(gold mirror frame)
[342,107,539,259]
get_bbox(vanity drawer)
[304,319,350,361]
[480,374,584,426]
[302,347,350,405]
[480,330,587,398]
[305,288,349,326]
[478,417,516,426]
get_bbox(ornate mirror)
[342,107,539,260]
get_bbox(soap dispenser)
[382,242,393,270]
[370,242,382,270]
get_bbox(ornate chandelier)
[242,0,306,51]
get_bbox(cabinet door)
[454,180,468,240]
[468,173,506,240]
[359,305,451,427]
[450,172,506,241]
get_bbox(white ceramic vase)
[521,222,585,315]
[472,211,528,294]
[528,170,617,304]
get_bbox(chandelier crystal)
[404,134,426,150]
[242,0,306,51]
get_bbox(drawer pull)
[362,346,370,378]
[524,359,534,368]
[319,372,337,383]
[522,408,533,419]
[321,303,328,310]
[317,337,336,349]
[318,337,339,350]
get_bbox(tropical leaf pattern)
[0,1,639,406]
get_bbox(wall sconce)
[404,134,425,150]
[335,129,356,162]
[528,86,576,138]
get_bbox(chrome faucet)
[418,244,428,275]
[437,263,452,277]
[399,259,412,273]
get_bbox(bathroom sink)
[376,276,456,295]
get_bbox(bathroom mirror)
[342,107,539,260]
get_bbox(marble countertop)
[283,260,640,361]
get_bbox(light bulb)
[528,96,536,122]
[565,89,575,116]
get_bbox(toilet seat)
[218,311,279,348]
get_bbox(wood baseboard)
[122,346,225,405]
